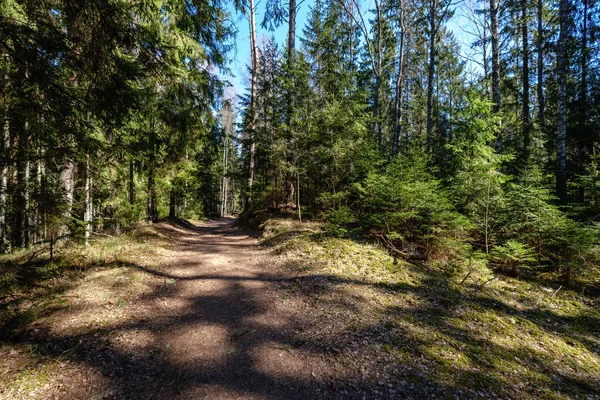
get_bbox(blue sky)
[224,0,311,96]
[223,0,477,97]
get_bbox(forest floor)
[0,218,599,399]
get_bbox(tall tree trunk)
[36,155,45,242]
[374,0,383,146]
[147,118,158,222]
[83,155,92,246]
[482,22,489,93]
[374,75,382,146]
[288,0,296,64]
[555,0,569,201]
[426,5,437,148]
[521,0,531,162]
[59,161,74,233]
[147,161,157,222]
[536,0,545,128]
[0,102,9,251]
[580,0,588,123]
[221,132,228,217]
[247,0,258,199]
[129,158,135,206]
[32,155,43,243]
[297,170,301,222]
[287,0,296,122]
[392,1,406,156]
[490,0,501,113]
[14,115,29,248]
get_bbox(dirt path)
[133,218,332,399]
[15,219,348,400]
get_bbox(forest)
[1,0,600,281]
[1,0,600,398]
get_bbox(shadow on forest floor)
[0,218,599,399]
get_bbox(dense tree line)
[2,0,599,284]
[0,0,238,250]
[238,0,600,283]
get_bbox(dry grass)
[0,224,171,399]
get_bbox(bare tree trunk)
[129,158,135,206]
[15,116,29,248]
[0,102,9,251]
[83,155,92,246]
[297,170,301,222]
[482,21,489,86]
[392,0,407,156]
[147,165,157,222]
[59,160,75,232]
[221,132,228,217]
[33,154,43,243]
[287,0,297,122]
[581,0,588,121]
[521,0,531,162]
[374,1,383,146]
[490,0,501,113]
[148,118,158,222]
[536,0,545,128]
[37,155,46,242]
[426,3,437,148]
[555,0,569,201]
[288,0,296,63]
[247,0,258,199]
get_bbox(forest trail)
[20,218,344,400]
[125,218,330,399]
[5,218,600,399]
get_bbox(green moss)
[263,217,600,399]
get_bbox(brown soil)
[3,219,366,400]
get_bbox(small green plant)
[324,206,355,236]
[490,240,536,276]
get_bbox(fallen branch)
[551,285,563,298]
[377,234,428,261]
[91,231,116,238]
[459,269,473,286]
[471,275,500,292]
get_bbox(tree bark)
[521,0,531,162]
[426,0,437,148]
[287,0,296,122]
[147,118,158,222]
[374,0,383,146]
[83,155,92,246]
[129,158,135,206]
[14,115,29,248]
[490,0,501,113]
[555,0,569,201]
[536,0,545,128]
[221,131,229,217]
[392,0,406,156]
[0,101,9,251]
[147,163,157,222]
[580,0,588,121]
[247,0,258,199]
[59,160,75,231]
